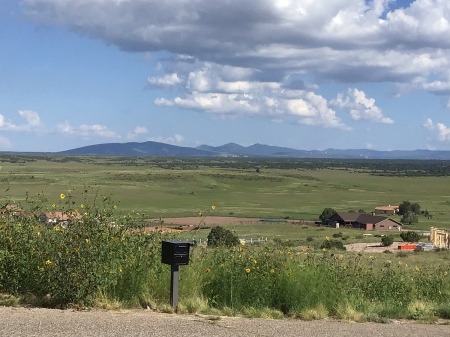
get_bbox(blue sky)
[1,0,450,152]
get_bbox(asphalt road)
[1,307,449,337]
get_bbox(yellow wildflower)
[198,211,203,217]
[60,193,65,199]
[240,240,245,246]
[211,205,216,210]
[52,203,56,208]
[45,259,52,266]
[113,205,118,209]
[253,259,257,264]
[85,239,89,243]
[245,268,251,274]
[80,204,85,209]
[270,269,275,274]
[205,268,211,273]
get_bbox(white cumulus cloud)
[148,73,183,88]
[0,135,12,149]
[57,121,119,139]
[148,134,184,144]
[331,88,394,124]
[21,0,450,133]
[423,118,450,141]
[0,110,44,131]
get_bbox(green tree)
[398,201,421,216]
[400,231,421,242]
[401,211,419,225]
[319,207,336,223]
[398,201,411,216]
[381,236,394,247]
[207,226,239,247]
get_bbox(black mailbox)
[161,240,191,266]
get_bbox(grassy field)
[1,156,450,230]
[1,156,450,318]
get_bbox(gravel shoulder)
[1,307,450,337]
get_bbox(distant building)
[374,205,399,215]
[328,212,402,231]
[0,204,24,217]
[38,211,82,224]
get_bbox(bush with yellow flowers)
[0,191,169,307]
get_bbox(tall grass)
[193,245,450,319]
[1,195,449,319]
[0,193,170,307]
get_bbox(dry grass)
[296,304,329,320]
[335,302,365,322]
[0,293,19,307]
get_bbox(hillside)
[58,141,450,159]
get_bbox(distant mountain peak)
[58,141,450,160]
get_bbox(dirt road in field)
[1,307,450,337]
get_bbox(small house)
[374,205,399,215]
[327,212,402,231]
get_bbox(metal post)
[170,264,179,312]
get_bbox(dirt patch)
[142,216,263,232]
[345,241,406,253]
[148,216,262,227]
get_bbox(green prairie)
[1,155,450,317]
[1,156,450,230]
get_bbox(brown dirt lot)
[150,216,262,226]
[144,216,309,233]
[344,241,406,253]
[143,216,262,233]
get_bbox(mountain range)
[57,141,450,160]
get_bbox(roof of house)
[330,212,402,226]
[40,211,82,221]
[0,204,23,213]
[374,205,399,211]
[356,213,390,224]
[330,212,362,222]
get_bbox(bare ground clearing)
[344,241,406,253]
[144,216,309,232]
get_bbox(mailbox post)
[161,240,191,312]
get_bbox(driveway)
[1,307,449,337]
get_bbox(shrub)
[320,238,346,250]
[207,226,239,247]
[400,231,421,243]
[0,193,167,308]
[381,236,394,247]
